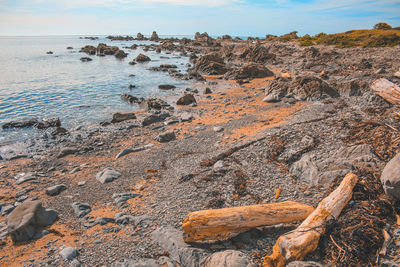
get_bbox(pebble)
[60,246,78,261]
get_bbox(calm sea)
[0,35,193,145]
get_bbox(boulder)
[203,250,256,267]
[71,202,91,218]
[114,50,128,59]
[80,57,92,62]
[135,53,151,62]
[381,152,400,200]
[139,98,169,111]
[96,168,121,184]
[80,45,96,55]
[136,32,145,40]
[192,53,229,75]
[97,43,119,56]
[156,131,176,143]
[60,247,78,261]
[150,31,159,41]
[177,94,196,105]
[223,63,274,80]
[46,184,67,196]
[151,226,208,267]
[7,201,58,243]
[142,114,165,126]
[111,112,136,123]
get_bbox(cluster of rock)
[80,43,128,59]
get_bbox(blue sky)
[0,0,399,36]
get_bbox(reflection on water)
[0,35,192,144]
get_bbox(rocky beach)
[1,30,400,267]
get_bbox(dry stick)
[263,173,359,267]
[182,201,314,242]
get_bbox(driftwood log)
[371,78,400,105]
[263,173,359,267]
[182,201,314,242]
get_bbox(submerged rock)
[7,201,58,243]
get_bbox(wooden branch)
[182,201,314,242]
[263,173,358,267]
[371,78,400,105]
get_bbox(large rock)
[150,31,159,41]
[224,63,274,80]
[111,112,136,123]
[192,53,229,75]
[71,202,91,218]
[114,50,128,59]
[264,76,339,102]
[46,184,67,196]
[60,247,78,261]
[381,152,400,200]
[156,131,176,143]
[2,118,38,129]
[97,43,119,56]
[139,98,169,111]
[291,144,379,187]
[135,53,151,62]
[151,226,208,267]
[194,32,214,46]
[203,250,256,267]
[176,94,196,105]
[80,45,96,55]
[96,168,121,184]
[6,201,58,243]
[142,114,165,126]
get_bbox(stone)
[114,50,128,59]
[213,126,224,132]
[112,193,139,207]
[6,201,58,243]
[177,94,196,105]
[1,205,15,216]
[151,226,208,267]
[213,160,225,169]
[94,217,114,225]
[2,118,38,129]
[203,250,256,267]
[70,259,81,267]
[77,181,86,186]
[70,167,81,174]
[71,202,91,218]
[96,168,121,184]
[60,247,78,261]
[35,117,61,129]
[180,112,194,122]
[111,112,136,123]
[192,53,228,75]
[57,147,79,158]
[121,94,141,104]
[381,152,400,200]
[116,144,154,159]
[156,131,176,143]
[158,84,176,90]
[142,114,165,126]
[150,31,159,41]
[80,57,92,62]
[224,63,274,80]
[135,53,151,62]
[204,87,212,94]
[16,173,37,185]
[46,184,67,196]
[371,78,400,105]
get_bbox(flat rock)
[381,152,400,200]
[46,184,67,196]
[6,201,58,243]
[203,250,256,267]
[112,193,139,207]
[16,173,37,185]
[57,147,79,158]
[156,131,176,143]
[142,114,165,126]
[71,202,91,218]
[60,246,78,261]
[111,112,136,123]
[96,168,121,184]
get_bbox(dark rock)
[111,112,136,123]
[150,31,159,41]
[35,117,61,129]
[139,98,169,111]
[156,131,176,143]
[177,94,196,105]
[121,94,141,104]
[158,84,176,90]
[223,63,274,80]
[2,118,38,129]
[7,201,57,243]
[135,53,151,62]
[114,50,128,59]
[204,88,212,94]
[46,184,67,196]
[136,33,145,40]
[96,168,121,184]
[46,51,53,54]
[97,43,119,56]
[67,47,73,50]
[192,53,229,75]
[80,45,96,55]
[80,57,92,62]
[51,127,68,137]
[71,202,91,218]
[381,152,400,200]
[142,114,165,126]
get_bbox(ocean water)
[0,35,193,145]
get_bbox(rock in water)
[381,152,400,200]
[6,201,58,243]
[203,250,256,267]
[114,50,128,59]
[96,168,121,184]
[135,53,151,62]
[177,94,196,105]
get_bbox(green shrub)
[374,22,392,30]
[298,34,314,46]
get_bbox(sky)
[0,0,399,36]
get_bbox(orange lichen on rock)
[182,201,314,242]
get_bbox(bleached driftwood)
[182,201,314,242]
[371,78,400,105]
[263,173,359,267]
